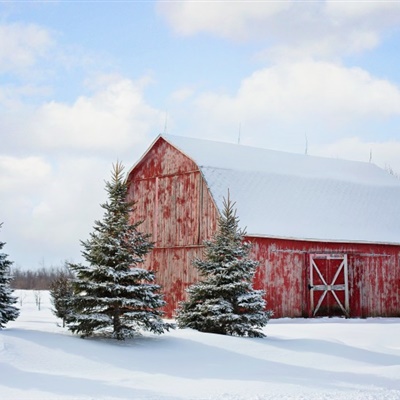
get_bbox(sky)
[1,0,400,269]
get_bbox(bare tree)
[34,290,42,311]
[11,264,74,290]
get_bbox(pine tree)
[67,162,173,340]
[50,271,74,327]
[0,224,19,328]
[176,194,272,337]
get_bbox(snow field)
[0,290,400,400]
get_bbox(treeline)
[11,265,74,290]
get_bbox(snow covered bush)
[0,224,19,328]
[67,162,173,340]
[176,194,272,337]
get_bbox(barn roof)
[159,134,400,245]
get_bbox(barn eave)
[245,232,400,247]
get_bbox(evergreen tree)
[0,224,19,328]
[176,194,272,337]
[67,162,173,340]
[50,270,74,327]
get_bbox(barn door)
[308,254,349,317]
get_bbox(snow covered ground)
[1,291,400,400]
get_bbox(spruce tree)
[176,194,272,337]
[50,271,73,327]
[0,224,19,328]
[67,162,172,340]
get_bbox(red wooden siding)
[127,138,218,317]
[250,237,400,318]
[127,137,400,319]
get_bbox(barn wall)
[127,137,400,319]
[250,237,400,318]
[127,138,219,317]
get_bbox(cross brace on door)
[309,254,350,317]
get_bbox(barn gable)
[127,136,218,247]
[127,134,400,319]
[127,137,219,317]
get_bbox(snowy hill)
[1,290,400,400]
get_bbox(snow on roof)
[163,134,400,245]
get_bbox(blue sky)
[1,1,400,269]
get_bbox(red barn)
[127,134,400,318]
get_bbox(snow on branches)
[176,193,272,337]
[67,162,173,340]
[0,223,19,328]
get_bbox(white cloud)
[0,155,122,268]
[158,1,400,59]
[22,157,109,246]
[193,60,400,126]
[166,60,400,153]
[170,86,196,103]
[325,0,400,21]
[2,155,148,267]
[0,74,165,268]
[157,1,290,40]
[312,137,400,175]
[0,22,53,73]
[2,75,163,156]
[0,156,51,192]
[260,31,379,63]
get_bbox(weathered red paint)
[249,237,400,318]
[127,138,218,318]
[127,137,400,318]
